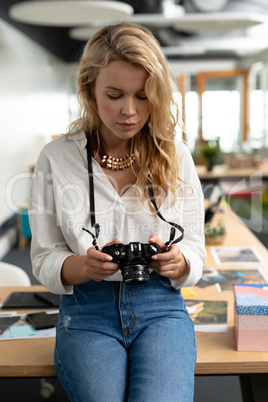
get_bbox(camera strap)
[82,132,100,250]
[84,132,184,251]
[147,182,184,251]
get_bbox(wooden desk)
[197,205,268,401]
[0,207,268,400]
[195,164,268,181]
[196,206,268,375]
[0,285,57,377]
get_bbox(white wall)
[0,19,77,229]
[169,59,237,76]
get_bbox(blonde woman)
[29,23,206,402]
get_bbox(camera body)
[102,242,161,285]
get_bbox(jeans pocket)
[152,272,176,290]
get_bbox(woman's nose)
[121,98,136,117]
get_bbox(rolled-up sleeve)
[29,146,75,294]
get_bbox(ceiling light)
[69,11,267,41]
[9,1,134,27]
[172,12,268,32]
[70,14,187,40]
[176,36,268,56]
[190,0,228,13]
[162,1,185,18]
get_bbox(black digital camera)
[102,242,162,285]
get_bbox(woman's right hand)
[83,243,121,282]
[61,239,122,286]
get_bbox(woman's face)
[94,60,151,146]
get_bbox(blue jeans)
[54,272,196,402]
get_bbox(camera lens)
[121,264,150,285]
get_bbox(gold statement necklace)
[100,153,136,170]
[98,140,135,171]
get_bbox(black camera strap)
[147,182,184,251]
[83,132,184,251]
[82,132,100,250]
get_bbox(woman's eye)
[137,95,148,100]
[107,94,147,100]
[107,94,121,99]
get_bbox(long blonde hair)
[69,23,183,208]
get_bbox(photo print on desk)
[196,267,267,292]
[185,300,228,333]
[210,246,265,265]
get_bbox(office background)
[0,0,268,400]
[1,0,268,257]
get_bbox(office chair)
[0,261,55,398]
[0,261,31,286]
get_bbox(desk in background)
[195,164,268,181]
[196,164,268,225]
[1,207,268,401]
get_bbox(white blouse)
[29,131,206,294]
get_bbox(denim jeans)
[54,272,196,402]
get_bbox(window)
[249,62,268,149]
[197,70,248,153]
[201,76,241,152]
[177,70,249,154]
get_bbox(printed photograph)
[210,246,265,265]
[185,300,228,333]
[196,267,267,291]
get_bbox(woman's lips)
[117,122,137,130]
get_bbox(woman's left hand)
[148,235,189,281]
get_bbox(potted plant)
[199,140,221,171]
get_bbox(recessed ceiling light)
[9,1,134,27]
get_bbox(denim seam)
[123,286,136,335]
[55,342,78,402]
[119,284,136,349]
